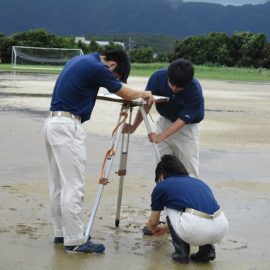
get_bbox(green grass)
[194,65,270,82]
[131,63,270,82]
[0,64,62,74]
[1,63,270,82]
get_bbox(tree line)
[172,32,270,68]
[0,29,270,68]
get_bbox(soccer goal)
[11,46,84,72]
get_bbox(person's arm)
[148,118,186,143]
[123,99,154,134]
[116,85,153,101]
[144,211,169,235]
[145,211,161,232]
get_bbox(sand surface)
[0,73,270,269]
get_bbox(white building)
[75,37,125,48]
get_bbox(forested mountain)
[1,0,270,39]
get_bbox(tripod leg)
[84,105,129,241]
[115,107,133,227]
[139,106,161,163]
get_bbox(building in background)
[75,37,125,49]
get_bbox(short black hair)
[102,49,131,83]
[155,154,188,183]
[168,59,194,88]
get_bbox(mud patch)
[222,239,248,250]
[16,223,38,239]
[0,228,10,233]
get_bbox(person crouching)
[144,154,229,264]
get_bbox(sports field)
[1,63,270,82]
[0,73,270,269]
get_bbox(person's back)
[152,176,220,215]
[145,154,229,264]
[50,53,123,123]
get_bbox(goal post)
[11,46,84,72]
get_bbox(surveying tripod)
[84,94,168,242]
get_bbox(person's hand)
[142,225,154,236]
[148,132,163,144]
[142,90,153,100]
[142,90,154,106]
[153,224,169,236]
[146,94,155,107]
[122,123,135,134]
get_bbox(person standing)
[124,59,204,177]
[145,154,229,264]
[43,49,153,253]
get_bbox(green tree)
[0,37,15,63]
[260,43,270,68]
[129,47,153,63]
[0,29,80,63]
[154,51,169,62]
[173,36,208,65]
[0,33,6,62]
[239,33,267,68]
[173,31,270,68]
[102,42,124,53]
[76,40,88,54]
[206,32,230,65]
[88,40,101,53]
[228,32,269,68]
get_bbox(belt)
[185,208,222,220]
[50,111,81,121]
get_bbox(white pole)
[139,106,161,163]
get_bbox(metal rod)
[85,102,162,240]
[115,107,133,227]
[139,106,161,163]
[84,105,129,241]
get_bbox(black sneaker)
[65,240,105,254]
[54,237,64,245]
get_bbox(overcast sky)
[183,0,268,5]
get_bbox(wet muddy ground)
[0,73,270,269]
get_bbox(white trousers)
[156,116,200,178]
[43,116,87,246]
[166,208,229,246]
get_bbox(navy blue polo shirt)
[50,53,122,123]
[146,69,204,124]
[151,176,220,215]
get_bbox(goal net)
[11,46,84,71]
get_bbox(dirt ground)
[0,73,270,270]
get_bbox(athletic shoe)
[65,240,105,254]
[54,237,64,245]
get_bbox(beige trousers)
[156,116,200,178]
[43,116,87,246]
[166,208,229,246]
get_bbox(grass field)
[1,63,270,82]
[132,63,270,82]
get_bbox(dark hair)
[102,49,131,83]
[155,154,188,183]
[168,59,194,88]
